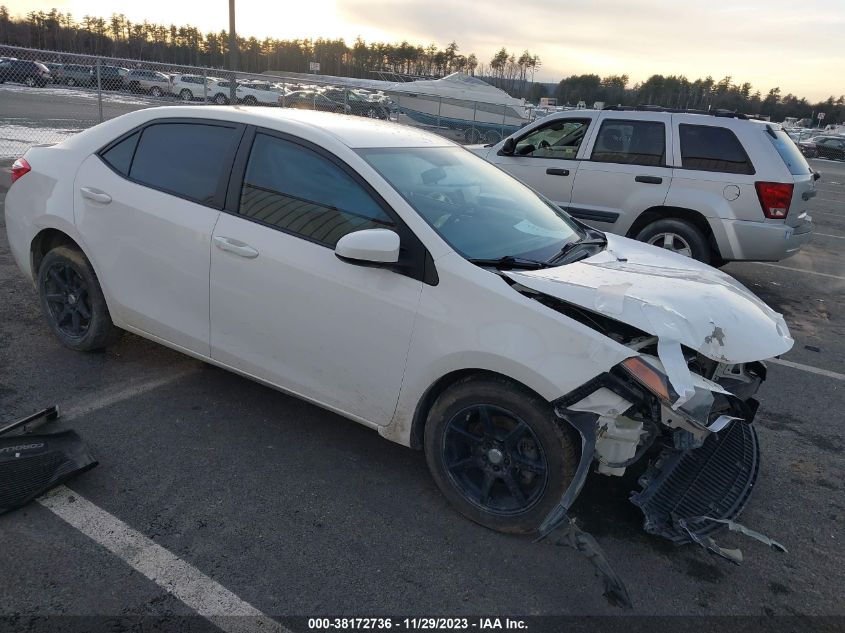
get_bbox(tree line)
[551,73,844,124]
[1,7,841,123]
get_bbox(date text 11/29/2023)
[307,618,528,630]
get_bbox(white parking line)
[62,367,198,421]
[815,232,845,239]
[768,358,845,381]
[747,262,845,280]
[39,486,288,633]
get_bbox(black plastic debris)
[630,420,759,544]
[0,406,97,515]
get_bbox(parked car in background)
[281,90,351,114]
[126,69,172,97]
[323,88,390,119]
[0,59,51,87]
[236,80,284,106]
[472,108,816,264]
[799,135,845,160]
[98,65,128,90]
[5,106,793,547]
[172,73,212,101]
[43,62,63,80]
[207,78,237,104]
[53,63,94,87]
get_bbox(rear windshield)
[768,128,812,175]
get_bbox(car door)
[209,129,424,425]
[486,116,595,210]
[568,114,672,232]
[74,119,244,356]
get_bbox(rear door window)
[100,131,140,176]
[591,119,666,166]
[239,133,394,247]
[129,122,241,206]
[679,124,754,174]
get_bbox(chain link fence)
[1,44,538,160]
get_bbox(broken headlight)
[620,356,751,433]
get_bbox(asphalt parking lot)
[0,131,843,630]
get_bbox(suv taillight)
[755,181,793,219]
[10,157,31,184]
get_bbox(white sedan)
[6,107,792,545]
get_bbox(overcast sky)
[7,0,844,100]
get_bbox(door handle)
[213,236,259,259]
[634,175,663,184]
[80,187,112,204]
[546,168,570,176]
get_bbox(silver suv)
[473,109,816,263]
[126,69,171,97]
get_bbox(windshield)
[769,129,812,176]
[358,147,581,261]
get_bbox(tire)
[635,217,711,263]
[150,86,163,97]
[243,95,257,105]
[66,77,76,87]
[38,246,122,352]
[24,76,36,87]
[214,93,228,105]
[180,88,194,101]
[424,376,577,534]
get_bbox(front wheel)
[150,86,163,97]
[214,93,228,105]
[424,376,577,534]
[180,88,194,101]
[636,218,711,263]
[38,246,122,351]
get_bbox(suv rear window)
[768,128,812,175]
[129,122,240,205]
[679,124,754,174]
[591,120,665,166]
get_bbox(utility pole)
[228,0,237,105]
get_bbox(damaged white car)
[6,108,792,557]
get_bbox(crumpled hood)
[506,234,793,364]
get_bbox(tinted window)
[591,120,665,166]
[515,119,590,159]
[239,133,394,246]
[768,129,811,175]
[101,131,139,175]
[130,123,239,205]
[679,124,753,174]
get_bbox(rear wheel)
[243,95,257,105]
[424,376,577,534]
[636,218,711,263]
[180,88,194,101]
[150,85,163,98]
[24,76,36,87]
[214,92,228,105]
[66,77,76,87]
[38,246,121,351]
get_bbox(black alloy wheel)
[37,246,121,351]
[42,261,92,339]
[442,404,549,515]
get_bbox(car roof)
[73,106,455,150]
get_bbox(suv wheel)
[636,218,711,263]
[424,376,577,534]
[38,246,122,351]
[180,88,194,101]
[214,93,228,105]
[150,86,163,97]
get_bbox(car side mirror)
[335,229,400,265]
[498,137,516,156]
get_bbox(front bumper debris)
[630,420,760,544]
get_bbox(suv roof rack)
[602,104,749,119]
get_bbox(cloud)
[336,0,845,99]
